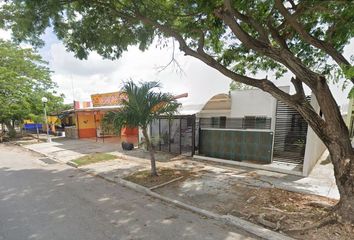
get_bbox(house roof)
[201,93,231,111]
[62,105,122,113]
[176,93,232,116]
[178,104,204,115]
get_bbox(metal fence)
[199,117,272,130]
[150,115,196,156]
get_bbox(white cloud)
[46,35,352,107]
[48,40,232,104]
[49,43,121,76]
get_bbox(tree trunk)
[326,141,354,223]
[301,78,354,224]
[4,121,16,138]
[36,124,40,142]
[0,123,4,143]
[142,127,158,176]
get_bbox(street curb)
[75,166,294,240]
[67,161,79,168]
[111,152,148,163]
[149,176,184,190]
[17,144,294,240]
[11,142,59,161]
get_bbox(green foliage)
[0,40,64,125]
[348,87,354,99]
[1,0,353,82]
[103,81,180,132]
[229,81,254,91]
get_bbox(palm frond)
[102,80,180,131]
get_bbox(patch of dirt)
[124,168,194,188]
[220,185,352,240]
[121,150,183,162]
[156,173,353,240]
[8,133,47,145]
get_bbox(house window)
[220,116,226,128]
[211,117,219,128]
[211,116,226,128]
[244,116,267,129]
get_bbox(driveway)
[0,144,256,240]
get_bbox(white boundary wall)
[229,87,326,175]
[303,93,326,176]
[229,86,290,132]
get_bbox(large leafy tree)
[0,40,64,135]
[1,0,354,223]
[103,81,179,176]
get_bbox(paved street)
[0,144,255,240]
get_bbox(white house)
[144,86,326,176]
[190,86,326,176]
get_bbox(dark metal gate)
[150,115,195,156]
[273,100,308,164]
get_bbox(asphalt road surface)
[0,144,256,240]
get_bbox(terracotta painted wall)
[75,111,139,141]
[77,112,96,138]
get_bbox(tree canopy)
[0,40,64,129]
[1,1,353,80]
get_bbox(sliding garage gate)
[273,100,309,164]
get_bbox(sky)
[1,27,353,108]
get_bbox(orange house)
[61,92,138,144]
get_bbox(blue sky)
[1,27,353,110]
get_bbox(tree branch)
[223,0,270,44]
[215,2,321,90]
[197,30,205,53]
[155,40,184,75]
[214,6,272,57]
[274,0,353,84]
[266,18,289,50]
[93,1,328,143]
[291,77,305,100]
[134,11,294,101]
[133,10,330,137]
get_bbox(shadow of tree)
[0,144,255,240]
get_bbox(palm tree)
[103,81,180,176]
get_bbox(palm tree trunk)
[142,127,158,176]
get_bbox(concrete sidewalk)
[82,152,339,200]
[23,137,120,163]
[21,137,339,199]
